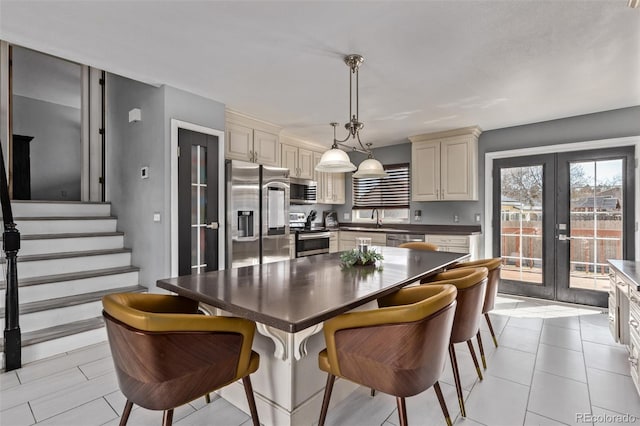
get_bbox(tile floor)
[1,295,640,426]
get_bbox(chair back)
[102,293,253,411]
[426,268,488,344]
[451,258,502,313]
[330,285,457,397]
[398,241,438,251]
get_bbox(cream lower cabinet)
[339,231,386,251]
[410,126,480,201]
[289,234,296,259]
[226,111,280,166]
[425,234,480,260]
[329,231,338,253]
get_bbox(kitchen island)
[157,247,468,426]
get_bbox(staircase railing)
[1,139,21,371]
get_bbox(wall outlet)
[475,213,481,223]
[153,212,161,222]
[141,166,149,179]
[453,214,459,223]
[343,212,350,220]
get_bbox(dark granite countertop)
[609,260,640,291]
[157,247,468,333]
[336,222,482,235]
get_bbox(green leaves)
[339,248,384,267]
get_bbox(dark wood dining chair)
[318,284,458,426]
[102,293,260,426]
[419,267,488,418]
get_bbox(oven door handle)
[298,232,331,240]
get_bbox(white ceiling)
[1,0,638,148]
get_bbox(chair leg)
[433,381,452,426]
[467,339,484,380]
[370,388,376,397]
[242,376,260,426]
[119,400,134,426]
[162,409,173,426]
[396,397,408,426]
[449,344,466,418]
[205,393,211,404]
[476,330,487,369]
[485,312,499,347]
[318,374,336,426]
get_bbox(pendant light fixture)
[315,54,388,178]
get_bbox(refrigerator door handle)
[205,222,219,230]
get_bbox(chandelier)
[315,54,388,178]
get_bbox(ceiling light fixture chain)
[315,53,388,177]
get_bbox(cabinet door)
[441,137,477,200]
[331,173,345,204]
[226,123,253,162]
[411,141,440,201]
[254,130,279,166]
[298,148,314,179]
[313,151,325,203]
[281,143,298,176]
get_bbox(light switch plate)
[141,166,149,179]
[153,212,161,222]
[475,213,481,222]
[343,213,350,220]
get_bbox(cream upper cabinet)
[225,110,281,166]
[298,148,314,179]
[313,151,345,204]
[410,126,481,201]
[281,143,298,174]
[280,143,314,179]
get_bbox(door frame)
[484,136,640,262]
[170,119,225,276]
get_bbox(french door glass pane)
[569,160,623,292]
[500,165,544,284]
[190,145,208,274]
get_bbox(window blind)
[352,163,410,209]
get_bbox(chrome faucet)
[371,208,382,228]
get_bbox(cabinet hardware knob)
[630,319,639,330]
[629,357,638,367]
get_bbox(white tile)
[0,370,21,390]
[535,344,587,383]
[480,312,508,336]
[188,393,219,410]
[507,317,544,331]
[385,381,466,426]
[78,356,114,379]
[580,312,609,328]
[454,417,487,426]
[174,397,247,426]
[16,342,110,384]
[540,325,583,352]
[528,371,591,426]
[463,375,529,426]
[580,323,619,347]
[582,341,630,376]
[499,325,541,353]
[30,373,118,421]
[591,406,640,426]
[0,402,35,426]
[524,411,568,425]
[441,346,482,391]
[0,368,87,411]
[544,316,580,330]
[323,386,396,426]
[486,346,536,386]
[586,368,640,417]
[104,390,128,416]
[38,398,117,425]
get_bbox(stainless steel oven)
[296,231,330,257]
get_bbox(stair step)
[0,285,145,317]
[10,201,111,217]
[0,265,140,289]
[0,317,106,352]
[16,231,125,240]
[5,232,126,256]
[4,249,133,279]
[14,217,118,235]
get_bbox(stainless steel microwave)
[290,178,317,204]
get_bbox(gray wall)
[12,95,81,200]
[107,75,225,289]
[335,106,640,255]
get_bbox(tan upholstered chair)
[318,284,458,426]
[450,258,503,354]
[417,267,488,418]
[398,241,439,251]
[102,293,260,426]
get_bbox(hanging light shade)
[315,54,387,176]
[353,157,388,178]
[315,147,357,172]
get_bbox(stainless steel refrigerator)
[226,160,290,268]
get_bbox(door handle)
[557,234,572,241]
[206,222,219,230]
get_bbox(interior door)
[178,128,219,276]
[493,147,635,307]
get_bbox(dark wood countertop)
[609,260,640,291]
[157,247,468,333]
[336,223,482,235]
